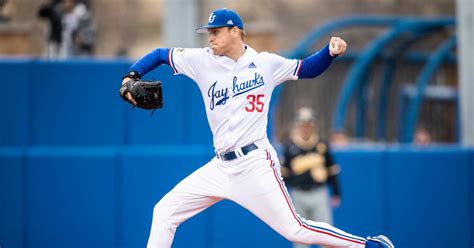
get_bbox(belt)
[215,143,258,161]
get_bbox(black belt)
[216,143,258,161]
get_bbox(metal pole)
[163,0,199,47]
[456,0,474,146]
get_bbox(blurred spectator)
[60,0,96,57]
[414,126,432,145]
[38,0,63,57]
[0,0,11,22]
[68,0,96,56]
[38,0,96,58]
[281,107,342,248]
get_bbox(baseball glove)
[119,79,163,110]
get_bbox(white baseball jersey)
[167,46,301,153]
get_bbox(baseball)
[329,41,342,55]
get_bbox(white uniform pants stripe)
[264,150,366,245]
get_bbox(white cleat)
[367,235,394,248]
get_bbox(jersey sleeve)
[263,52,301,86]
[168,48,204,81]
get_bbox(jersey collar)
[211,45,257,69]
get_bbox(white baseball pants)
[146,147,366,248]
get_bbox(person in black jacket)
[282,107,342,248]
[38,0,95,58]
[38,0,63,57]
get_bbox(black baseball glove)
[119,79,163,110]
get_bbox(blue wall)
[0,59,212,147]
[0,60,473,248]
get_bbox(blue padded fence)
[1,146,473,248]
[0,60,473,248]
[0,58,212,147]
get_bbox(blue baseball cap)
[196,8,244,33]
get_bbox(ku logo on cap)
[209,13,216,23]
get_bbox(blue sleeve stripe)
[293,60,302,76]
[168,48,178,74]
[292,60,299,76]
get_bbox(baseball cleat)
[366,235,394,248]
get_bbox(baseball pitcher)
[120,8,394,248]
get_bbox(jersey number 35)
[245,94,265,112]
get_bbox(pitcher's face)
[207,27,238,56]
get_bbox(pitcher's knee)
[152,200,178,232]
[281,226,305,243]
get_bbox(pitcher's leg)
[147,159,227,248]
[231,150,366,248]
